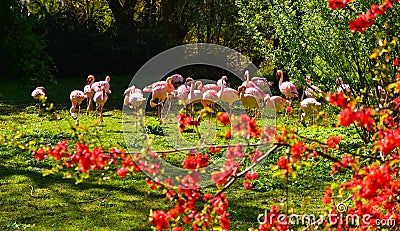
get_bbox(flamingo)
[31,86,46,112]
[143,76,175,94]
[305,76,323,99]
[251,76,272,91]
[186,78,204,103]
[241,70,259,89]
[144,77,175,122]
[238,86,259,116]
[69,90,86,119]
[170,74,185,88]
[84,75,96,114]
[124,85,146,114]
[93,76,111,94]
[93,88,108,122]
[173,84,191,106]
[336,78,351,95]
[200,76,230,94]
[299,98,321,126]
[264,95,288,111]
[276,70,298,106]
[217,76,240,115]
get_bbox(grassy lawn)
[0,76,358,230]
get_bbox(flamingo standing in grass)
[218,76,239,115]
[93,87,108,122]
[186,78,204,103]
[264,95,288,111]
[299,98,321,126]
[276,70,298,106]
[31,86,46,112]
[69,90,86,119]
[124,85,146,114]
[174,84,191,107]
[144,77,175,122]
[94,76,111,94]
[84,75,96,114]
[238,86,259,116]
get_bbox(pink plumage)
[276,70,298,99]
[84,75,96,114]
[69,90,86,119]
[31,86,46,112]
[93,90,108,122]
[217,76,239,115]
[31,87,45,100]
[264,95,288,111]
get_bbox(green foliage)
[0,0,54,84]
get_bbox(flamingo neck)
[279,73,284,86]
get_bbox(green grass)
[0,77,360,230]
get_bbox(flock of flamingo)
[30,70,357,125]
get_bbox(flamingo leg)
[100,105,103,122]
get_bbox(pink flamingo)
[124,85,146,113]
[238,86,259,117]
[264,95,288,111]
[69,90,86,119]
[93,88,109,122]
[241,70,258,89]
[305,75,322,99]
[174,84,191,106]
[251,77,272,91]
[145,77,175,122]
[200,76,230,94]
[170,74,185,88]
[93,76,111,94]
[198,88,219,121]
[276,70,298,106]
[84,75,96,114]
[143,76,174,94]
[218,76,240,115]
[299,98,321,126]
[31,86,46,112]
[186,78,204,103]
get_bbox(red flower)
[328,0,350,10]
[328,93,349,108]
[371,4,386,15]
[250,149,263,163]
[217,112,230,126]
[339,108,355,126]
[209,146,221,154]
[326,136,341,148]
[149,210,169,231]
[117,167,129,177]
[33,148,46,161]
[286,106,292,113]
[349,13,374,33]
[225,130,231,139]
[322,187,332,204]
[394,58,399,66]
[277,156,289,171]
[243,180,253,190]
[245,171,259,181]
[290,142,307,162]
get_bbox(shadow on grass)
[0,166,164,230]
